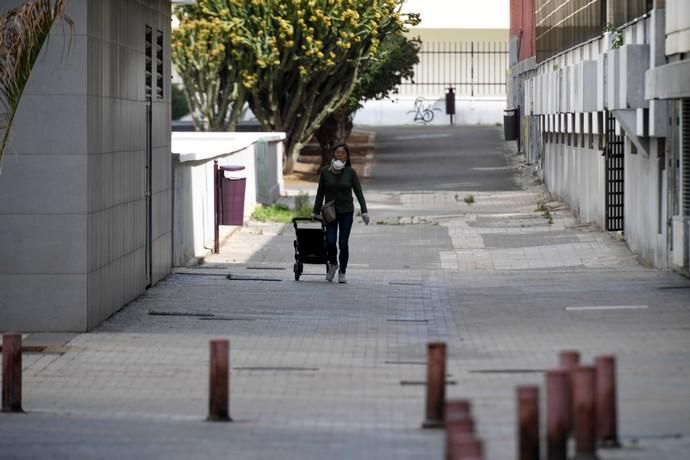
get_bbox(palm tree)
[0,0,72,171]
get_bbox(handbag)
[321,200,337,223]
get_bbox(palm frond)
[0,0,73,170]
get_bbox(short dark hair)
[332,143,351,167]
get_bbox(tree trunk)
[316,109,354,167]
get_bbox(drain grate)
[387,319,430,323]
[0,345,70,354]
[233,366,319,372]
[387,296,429,300]
[657,285,690,290]
[198,317,257,322]
[226,274,282,282]
[400,380,457,386]
[385,360,427,365]
[148,310,214,318]
[469,369,543,374]
[565,305,648,311]
[390,281,424,286]
[246,266,286,271]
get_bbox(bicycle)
[407,97,442,124]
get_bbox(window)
[145,26,152,99]
[536,0,606,62]
[156,30,164,99]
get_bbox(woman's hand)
[362,213,370,225]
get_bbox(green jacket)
[313,166,368,215]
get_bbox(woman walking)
[312,143,370,283]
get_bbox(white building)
[509,0,689,274]
[0,0,174,331]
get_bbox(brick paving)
[2,127,690,459]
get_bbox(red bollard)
[517,386,540,460]
[208,339,231,421]
[559,350,580,370]
[595,355,620,447]
[446,399,472,421]
[559,350,580,435]
[445,408,475,460]
[546,369,569,460]
[422,342,447,428]
[448,433,483,460]
[2,334,23,413]
[572,366,597,459]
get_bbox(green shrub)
[251,192,313,223]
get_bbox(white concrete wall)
[354,96,506,126]
[0,0,172,332]
[624,139,669,267]
[0,0,91,331]
[171,133,285,266]
[516,13,687,270]
[666,0,690,55]
[85,0,172,329]
[543,142,606,226]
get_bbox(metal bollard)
[448,434,483,460]
[546,369,569,460]
[208,339,232,421]
[559,350,580,435]
[595,355,620,447]
[572,366,597,459]
[445,411,475,460]
[559,350,580,370]
[2,334,23,413]
[422,342,447,428]
[446,399,472,422]
[517,385,540,460]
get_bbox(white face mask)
[331,159,345,170]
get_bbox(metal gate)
[605,110,625,231]
[680,99,690,216]
[398,41,508,98]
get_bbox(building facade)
[508,0,690,274]
[0,0,173,331]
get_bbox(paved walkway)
[2,127,689,460]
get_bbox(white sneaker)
[338,272,347,284]
[326,263,338,282]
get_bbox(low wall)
[353,96,507,126]
[172,132,285,266]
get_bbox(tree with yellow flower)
[173,0,412,172]
[172,6,246,131]
[316,21,421,166]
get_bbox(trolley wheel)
[294,262,303,281]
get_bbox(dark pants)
[326,211,353,273]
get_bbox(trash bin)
[504,108,519,141]
[219,165,246,226]
[445,88,456,115]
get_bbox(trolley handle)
[292,216,323,230]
